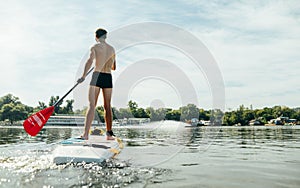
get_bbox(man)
[78,28,116,140]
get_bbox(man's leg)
[102,88,113,137]
[82,86,100,139]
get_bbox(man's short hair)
[95,28,107,39]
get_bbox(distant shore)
[1,94,299,126]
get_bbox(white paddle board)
[53,135,123,164]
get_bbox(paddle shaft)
[53,67,94,107]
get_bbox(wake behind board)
[53,135,123,164]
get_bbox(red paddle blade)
[23,106,55,136]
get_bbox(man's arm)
[78,47,95,83]
[111,54,116,71]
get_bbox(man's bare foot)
[106,135,115,140]
[106,130,116,140]
[80,135,88,140]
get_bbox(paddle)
[23,68,94,136]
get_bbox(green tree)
[61,99,74,114]
[49,96,62,114]
[128,100,138,117]
[180,104,199,121]
[112,107,118,120]
[210,109,224,125]
[254,108,274,123]
[37,101,47,110]
[273,106,283,118]
[95,106,105,123]
[0,103,14,123]
[165,109,181,121]
[135,108,149,118]
[115,108,133,119]
[223,111,237,126]
[199,109,210,121]
[291,109,300,120]
[0,94,20,107]
[11,104,28,123]
[0,94,31,123]
[242,109,255,125]
[280,106,293,118]
[74,107,88,115]
[146,107,165,121]
[24,105,34,115]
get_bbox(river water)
[0,121,299,188]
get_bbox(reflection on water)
[0,127,73,145]
[0,123,300,187]
[0,128,25,145]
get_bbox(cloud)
[0,0,299,110]
[181,0,300,108]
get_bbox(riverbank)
[1,94,299,127]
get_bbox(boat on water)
[202,120,212,126]
[249,119,264,126]
[113,118,151,126]
[266,117,298,126]
[46,115,100,126]
[46,115,151,126]
[190,118,199,126]
[187,118,210,126]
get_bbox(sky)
[0,0,299,111]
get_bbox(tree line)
[0,94,74,124]
[223,105,300,126]
[0,94,299,125]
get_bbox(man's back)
[93,42,115,73]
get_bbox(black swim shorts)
[90,72,113,88]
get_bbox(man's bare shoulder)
[90,44,98,49]
[106,43,115,51]
[87,45,96,53]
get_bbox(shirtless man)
[78,28,116,140]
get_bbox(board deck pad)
[53,135,123,164]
